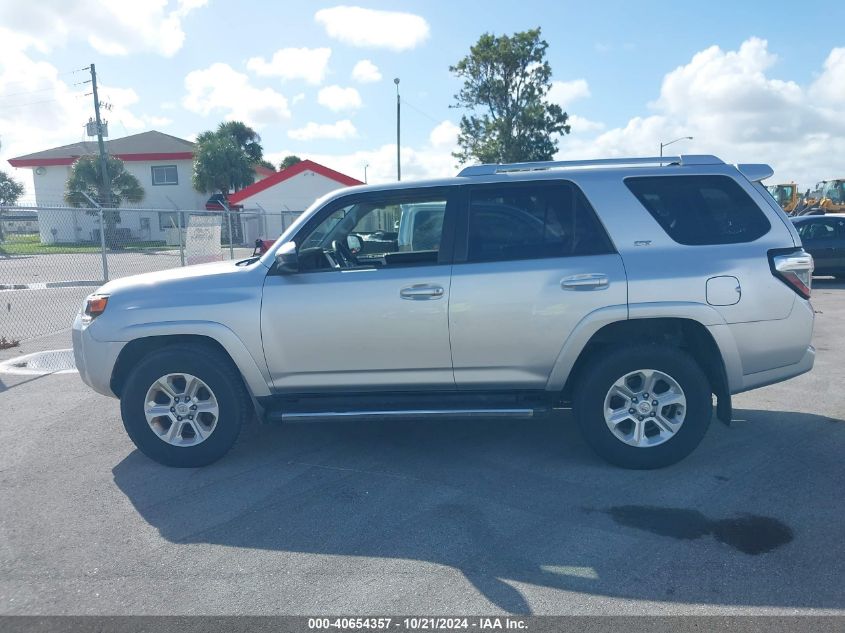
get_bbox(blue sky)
[2,0,844,192]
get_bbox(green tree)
[450,27,570,164]
[192,121,266,196]
[0,171,26,241]
[64,155,144,247]
[257,159,276,172]
[0,171,24,206]
[192,132,256,195]
[216,121,263,164]
[279,155,302,170]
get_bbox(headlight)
[83,295,109,320]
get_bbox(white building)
[227,159,362,240]
[8,130,276,244]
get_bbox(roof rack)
[457,154,724,177]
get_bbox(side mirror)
[275,241,298,274]
[346,233,363,254]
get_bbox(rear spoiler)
[737,164,774,182]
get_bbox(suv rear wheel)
[120,344,250,467]
[573,345,712,469]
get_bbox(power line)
[0,98,63,110]
[0,86,59,100]
[0,81,89,102]
[401,97,444,125]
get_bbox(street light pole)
[659,136,693,157]
[394,78,401,182]
[364,164,369,184]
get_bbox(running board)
[270,408,537,423]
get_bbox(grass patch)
[1,233,171,255]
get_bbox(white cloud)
[555,38,845,189]
[429,120,460,147]
[567,114,605,133]
[0,0,207,58]
[288,120,358,141]
[0,29,164,200]
[269,120,458,185]
[246,47,332,85]
[292,93,306,106]
[315,6,430,51]
[351,59,382,83]
[547,79,591,106]
[317,85,362,112]
[182,63,291,127]
[808,47,845,105]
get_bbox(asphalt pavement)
[0,280,843,616]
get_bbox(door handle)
[561,273,609,290]
[400,284,445,300]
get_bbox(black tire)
[120,344,251,467]
[573,345,712,469]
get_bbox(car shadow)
[112,408,844,614]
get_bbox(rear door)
[832,217,845,272]
[448,180,627,389]
[796,219,839,273]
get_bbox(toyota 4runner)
[73,155,815,469]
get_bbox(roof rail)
[457,154,724,177]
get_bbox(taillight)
[770,249,813,299]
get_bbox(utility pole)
[659,136,693,158]
[89,64,111,207]
[394,78,401,181]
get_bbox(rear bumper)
[720,296,815,394]
[72,313,124,398]
[735,344,815,394]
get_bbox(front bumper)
[72,312,125,398]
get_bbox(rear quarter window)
[625,175,771,245]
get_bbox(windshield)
[821,180,845,203]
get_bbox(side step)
[267,408,538,423]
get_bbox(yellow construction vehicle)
[815,179,845,214]
[766,182,800,213]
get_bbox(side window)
[151,165,178,186]
[798,221,835,241]
[297,193,448,271]
[466,182,614,263]
[625,175,771,245]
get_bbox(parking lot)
[0,280,843,616]
[1,247,256,343]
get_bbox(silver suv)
[72,155,815,469]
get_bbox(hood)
[96,258,268,296]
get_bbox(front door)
[261,187,458,391]
[448,180,627,388]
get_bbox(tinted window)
[797,221,836,241]
[625,175,771,245]
[297,194,448,271]
[467,183,614,262]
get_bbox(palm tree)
[279,155,302,170]
[216,121,263,165]
[65,155,144,248]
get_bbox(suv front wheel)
[574,345,712,469]
[120,344,250,467]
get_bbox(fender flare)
[545,302,743,394]
[116,320,272,397]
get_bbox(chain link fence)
[0,204,300,345]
